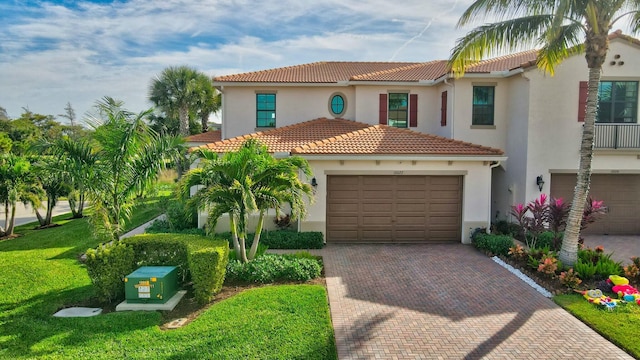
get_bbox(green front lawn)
[554,294,640,358]
[0,201,336,359]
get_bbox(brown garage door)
[326,175,462,243]
[550,174,640,235]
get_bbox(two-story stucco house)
[196,30,640,243]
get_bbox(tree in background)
[193,72,221,132]
[149,66,200,137]
[449,0,640,266]
[148,66,218,135]
[181,139,314,263]
[0,154,42,237]
[84,97,184,241]
[42,138,96,219]
[31,156,69,227]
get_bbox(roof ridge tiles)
[214,61,326,81]
[351,61,433,80]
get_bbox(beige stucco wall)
[523,39,640,208]
[302,158,495,244]
[220,86,356,139]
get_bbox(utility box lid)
[124,266,179,304]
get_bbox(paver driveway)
[321,244,632,360]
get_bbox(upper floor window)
[597,81,638,123]
[472,86,495,125]
[256,93,276,127]
[329,93,346,117]
[388,93,408,128]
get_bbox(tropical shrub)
[226,254,322,284]
[623,257,640,285]
[84,241,136,303]
[537,254,559,277]
[574,259,598,281]
[559,268,582,289]
[508,244,527,261]
[511,194,606,250]
[471,231,514,256]
[217,230,324,250]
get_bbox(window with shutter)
[441,91,447,126]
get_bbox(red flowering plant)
[510,194,605,251]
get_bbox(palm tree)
[85,97,184,241]
[449,0,640,266]
[148,66,200,137]
[0,154,42,236]
[193,73,221,132]
[43,138,96,219]
[181,139,314,263]
[31,156,69,226]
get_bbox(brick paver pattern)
[320,244,632,360]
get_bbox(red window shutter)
[578,81,588,122]
[379,94,388,125]
[409,94,418,127]
[440,91,448,126]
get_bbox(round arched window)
[328,93,347,117]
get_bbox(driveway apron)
[321,244,631,359]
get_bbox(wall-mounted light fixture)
[536,175,545,192]
[311,177,318,188]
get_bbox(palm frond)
[449,15,553,76]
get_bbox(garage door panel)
[326,175,461,243]
[396,203,427,212]
[551,174,640,235]
[363,190,393,199]
[329,190,360,199]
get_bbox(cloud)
[0,0,473,119]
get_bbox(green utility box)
[124,266,179,304]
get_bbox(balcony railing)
[594,124,640,149]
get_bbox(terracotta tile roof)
[466,50,538,73]
[351,61,449,82]
[214,62,423,83]
[195,118,503,156]
[213,32,639,84]
[185,130,221,143]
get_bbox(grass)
[0,196,337,359]
[554,294,640,358]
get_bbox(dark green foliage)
[145,219,206,235]
[188,242,229,304]
[123,235,190,282]
[471,230,514,256]
[226,254,322,284]
[492,220,521,238]
[84,241,136,303]
[86,233,228,304]
[229,243,268,261]
[574,259,598,281]
[164,198,198,230]
[218,230,325,250]
[534,231,562,250]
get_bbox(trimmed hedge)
[472,231,514,256]
[226,254,322,284]
[84,241,135,303]
[218,230,324,250]
[84,234,229,304]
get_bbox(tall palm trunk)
[229,214,241,256]
[559,67,601,266]
[178,105,189,136]
[6,203,16,236]
[248,210,265,260]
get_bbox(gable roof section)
[195,118,503,156]
[213,53,539,84]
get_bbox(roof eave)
[296,154,507,161]
[212,81,349,87]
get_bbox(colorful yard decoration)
[609,276,640,305]
[576,289,623,310]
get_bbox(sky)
[0,0,477,123]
